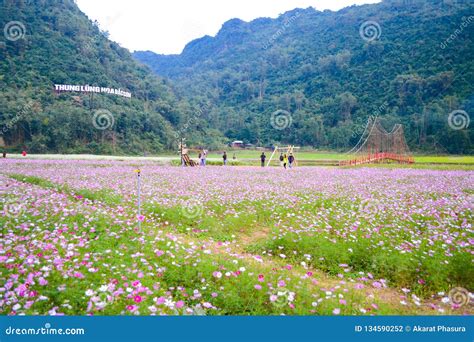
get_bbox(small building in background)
[231,140,244,148]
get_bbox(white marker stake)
[135,169,141,231]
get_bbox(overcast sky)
[76,0,380,55]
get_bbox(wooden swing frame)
[266,145,300,167]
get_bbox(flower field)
[1,159,473,316]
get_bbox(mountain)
[0,0,195,154]
[134,0,474,154]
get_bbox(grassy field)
[203,150,474,164]
[6,151,474,166]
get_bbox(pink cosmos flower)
[333,308,341,315]
[372,281,382,289]
[254,285,262,290]
[137,215,145,222]
[258,274,264,282]
[278,280,286,287]
[339,299,347,305]
[270,295,278,302]
[134,295,142,303]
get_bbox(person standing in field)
[223,151,227,166]
[200,150,206,166]
[198,152,202,166]
[288,153,295,168]
[260,152,266,167]
[279,153,284,167]
[283,154,288,169]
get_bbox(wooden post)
[266,146,278,167]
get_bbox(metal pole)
[136,169,141,231]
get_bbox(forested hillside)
[0,0,203,154]
[135,0,473,153]
[0,0,472,154]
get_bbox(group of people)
[193,150,236,166]
[221,151,236,166]
[196,150,296,168]
[258,152,295,168]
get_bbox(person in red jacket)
[22,150,27,157]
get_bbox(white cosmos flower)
[164,299,175,308]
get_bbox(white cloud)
[76,0,380,54]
